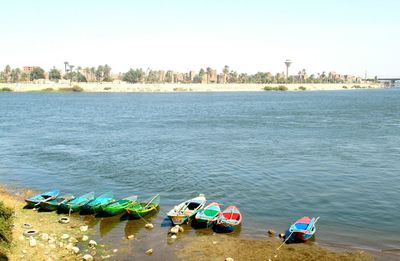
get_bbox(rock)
[66,243,73,251]
[169,225,180,234]
[101,255,111,259]
[29,238,37,247]
[145,248,153,255]
[171,234,177,239]
[178,226,184,233]
[71,246,80,254]
[83,254,94,261]
[18,235,25,241]
[48,238,55,244]
[80,225,88,232]
[88,240,97,247]
[41,233,49,241]
[278,233,285,239]
[127,235,134,240]
[49,244,56,249]
[225,258,234,261]
[113,249,118,253]
[21,250,27,254]
[82,235,89,242]
[59,242,64,248]
[145,223,154,229]
[212,241,217,244]
[267,229,276,236]
[68,237,78,244]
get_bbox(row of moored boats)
[25,190,319,240]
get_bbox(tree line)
[0,64,365,84]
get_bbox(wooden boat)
[59,192,95,213]
[39,194,75,211]
[81,192,115,214]
[215,206,242,232]
[126,194,160,219]
[286,216,319,243]
[194,202,221,227]
[100,195,138,216]
[25,189,60,208]
[167,194,206,225]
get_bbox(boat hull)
[39,201,60,211]
[168,215,189,225]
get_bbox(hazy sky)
[1,0,399,77]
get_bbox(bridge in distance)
[376,77,400,88]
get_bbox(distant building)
[23,66,35,74]
[217,73,225,84]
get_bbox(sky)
[0,0,399,77]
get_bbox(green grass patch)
[263,85,288,91]
[298,86,307,91]
[0,201,13,254]
[58,85,84,92]
[0,88,12,92]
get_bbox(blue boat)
[25,189,60,208]
[285,216,319,243]
[39,194,75,211]
[59,192,95,213]
[81,192,115,214]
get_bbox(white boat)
[167,194,206,225]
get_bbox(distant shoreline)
[0,82,384,93]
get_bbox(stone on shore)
[68,237,78,244]
[71,246,80,254]
[82,235,89,242]
[171,234,177,239]
[83,254,94,261]
[41,233,49,241]
[145,223,154,229]
[267,230,275,236]
[29,238,37,247]
[61,234,70,240]
[80,225,88,232]
[169,225,180,234]
[225,258,234,261]
[127,235,134,240]
[88,240,97,247]
[278,233,285,239]
[145,248,153,255]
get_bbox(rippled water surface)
[0,90,399,253]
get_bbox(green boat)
[81,192,115,214]
[39,194,75,211]
[59,192,95,213]
[126,194,160,219]
[100,195,138,216]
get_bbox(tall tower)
[285,59,292,79]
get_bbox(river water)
[0,90,399,256]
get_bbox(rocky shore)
[0,187,112,261]
[1,186,396,261]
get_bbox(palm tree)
[64,61,69,74]
[222,65,229,83]
[206,67,212,84]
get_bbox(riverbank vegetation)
[1,64,377,86]
[0,201,13,258]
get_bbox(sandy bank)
[176,235,373,261]
[1,82,383,93]
[0,187,111,261]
